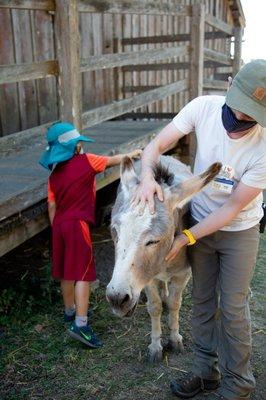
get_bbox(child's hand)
[126,149,142,159]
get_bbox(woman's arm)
[166,181,262,261]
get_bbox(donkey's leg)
[145,281,163,362]
[166,271,191,353]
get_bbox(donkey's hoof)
[147,348,163,363]
[165,339,184,354]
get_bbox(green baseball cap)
[226,59,266,127]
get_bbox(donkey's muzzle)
[106,287,136,318]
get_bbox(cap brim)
[39,145,75,170]
[77,135,95,143]
[226,86,266,127]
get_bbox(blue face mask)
[222,104,257,133]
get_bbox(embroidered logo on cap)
[252,87,266,101]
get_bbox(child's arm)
[47,180,56,225]
[106,149,142,168]
[48,201,56,226]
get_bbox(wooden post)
[54,0,82,129]
[189,3,205,166]
[233,26,243,77]
[190,3,205,99]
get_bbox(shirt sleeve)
[47,179,56,203]
[241,154,266,189]
[172,96,204,135]
[86,153,109,173]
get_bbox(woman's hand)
[131,176,164,215]
[165,234,189,262]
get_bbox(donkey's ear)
[120,156,139,191]
[168,162,222,209]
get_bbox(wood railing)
[0,0,242,135]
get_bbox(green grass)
[0,232,265,400]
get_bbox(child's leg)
[61,279,75,307]
[75,281,90,326]
[61,280,75,316]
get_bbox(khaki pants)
[188,224,260,399]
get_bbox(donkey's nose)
[106,292,131,308]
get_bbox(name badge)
[211,164,235,193]
[212,177,234,193]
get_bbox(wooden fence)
[0,0,244,138]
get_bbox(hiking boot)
[64,309,93,323]
[170,373,220,398]
[68,322,103,348]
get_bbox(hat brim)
[39,134,95,170]
[75,135,95,143]
[226,85,266,127]
[39,145,75,170]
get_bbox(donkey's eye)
[145,240,160,246]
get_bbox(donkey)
[106,155,221,362]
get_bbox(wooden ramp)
[0,120,168,257]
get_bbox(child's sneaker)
[64,309,93,323]
[68,322,103,348]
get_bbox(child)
[39,121,141,348]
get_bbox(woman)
[132,59,266,400]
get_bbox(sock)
[65,305,75,317]
[75,315,88,327]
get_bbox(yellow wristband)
[182,229,196,246]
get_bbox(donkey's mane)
[153,162,174,186]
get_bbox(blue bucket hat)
[39,122,94,170]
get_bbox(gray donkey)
[106,155,221,362]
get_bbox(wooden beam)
[0,122,52,158]
[204,31,232,39]
[205,13,234,35]
[122,31,230,46]
[204,48,232,66]
[0,204,49,258]
[55,0,82,129]
[0,0,55,10]
[190,3,205,98]
[123,62,190,72]
[203,78,228,90]
[116,112,175,119]
[233,26,243,76]
[81,45,189,72]
[0,180,48,223]
[124,86,159,92]
[123,34,190,45]
[0,61,58,84]
[122,60,230,72]
[82,78,188,128]
[229,0,246,28]
[78,1,191,16]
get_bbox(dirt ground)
[0,224,265,400]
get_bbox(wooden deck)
[0,120,168,256]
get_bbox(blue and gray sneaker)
[68,322,103,348]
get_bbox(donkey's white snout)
[106,285,135,317]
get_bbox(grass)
[0,228,265,400]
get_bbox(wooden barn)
[0,0,245,256]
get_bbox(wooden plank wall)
[0,8,57,136]
[0,0,234,136]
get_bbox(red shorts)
[52,219,96,282]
